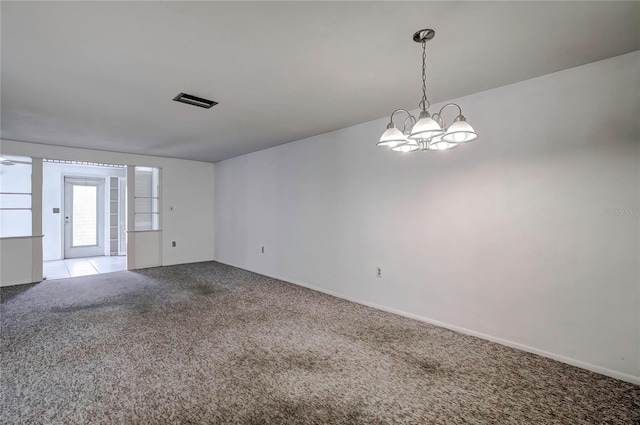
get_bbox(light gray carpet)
[1,261,638,424]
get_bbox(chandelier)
[377,29,478,152]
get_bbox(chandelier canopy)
[377,29,478,152]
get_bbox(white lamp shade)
[391,138,419,152]
[441,120,478,143]
[391,143,420,153]
[427,134,458,151]
[409,116,443,140]
[377,127,408,148]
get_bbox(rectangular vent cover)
[173,92,218,109]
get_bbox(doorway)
[64,177,105,258]
[42,160,127,280]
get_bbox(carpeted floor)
[1,262,638,424]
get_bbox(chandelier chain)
[420,40,427,111]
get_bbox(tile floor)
[43,256,127,280]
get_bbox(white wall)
[214,52,640,383]
[0,140,215,277]
[42,162,126,261]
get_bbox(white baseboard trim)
[216,259,640,386]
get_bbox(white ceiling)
[1,1,638,163]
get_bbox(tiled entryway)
[43,256,126,280]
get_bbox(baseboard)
[0,280,34,288]
[215,259,640,386]
[162,256,216,267]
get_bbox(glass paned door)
[64,177,105,258]
[72,185,98,246]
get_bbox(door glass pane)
[72,185,97,246]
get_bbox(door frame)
[63,175,107,258]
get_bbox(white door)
[64,177,105,258]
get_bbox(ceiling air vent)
[173,92,218,109]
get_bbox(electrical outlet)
[172,241,176,247]
[261,246,265,254]
[377,267,382,278]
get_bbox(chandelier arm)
[431,113,446,128]
[436,103,463,119]
[390,108,415,125]
[402,115,416,133]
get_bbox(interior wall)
[42,162,126,261]
[214,52,640,383]
[0,140,215,270]
[0,237,34,285]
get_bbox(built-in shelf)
[109,177,121,256]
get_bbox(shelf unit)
[109,177,119,255]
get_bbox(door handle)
[65,216,70,224]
